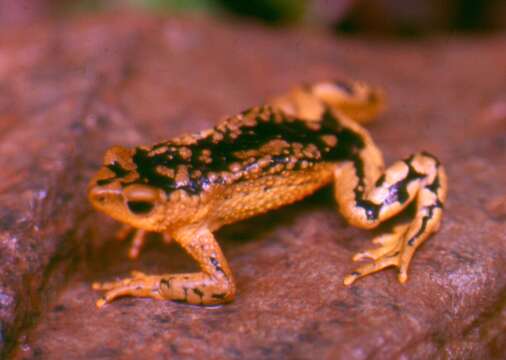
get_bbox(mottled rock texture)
[0,12,505,360]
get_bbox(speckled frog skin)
[88,80,447,307]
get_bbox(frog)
[88,80,447,307]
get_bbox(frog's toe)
[344,222,410,285]
[351,222,409,262]
[352,239,398,261]
[344,249,402,285]
[93,274,164,308]
[92,277,132,291]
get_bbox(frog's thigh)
[333,153,447,284]
[93,225,235,307]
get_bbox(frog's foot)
[344,223,409,285]
[92,271,164,308]
[343,181,445,286]
[335,152,447,285]
[351,222,410,262]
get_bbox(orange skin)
[88,80,447,307]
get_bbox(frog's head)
[311,79,386,123]
[88,146,170,232]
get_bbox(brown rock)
[1,12,505,359]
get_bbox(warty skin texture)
[88,80,447,306]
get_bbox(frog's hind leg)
[271,79,385,125]
[334,152,447,285]
[311,80,386,124]
[93,225,235,307]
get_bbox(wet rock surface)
[1,13,505,359]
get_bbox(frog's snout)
[88,180,123,209]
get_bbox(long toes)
[353,235,401,262]
[398,251,415,283]
[94,278,163,308]
[344,251,400,286]
[371,233,397,246]
[352,252,370,262]
[92,278,132,291]
[398,270,408,284]
[372,223,410,245]
[93,274,166,308]
[92,281,118,291]
[352,243,398,261]
[92,272,146,292]
[97,285,137,308]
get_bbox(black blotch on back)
[107,162,130,177]
[95,162,131,186]
[128,107,365,196]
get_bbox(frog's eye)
[127,200,154,214]
[123,184,161,216]
[333,80,355,95]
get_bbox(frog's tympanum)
[89,80,447,307]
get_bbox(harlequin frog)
[88,80,447,307]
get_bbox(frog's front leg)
[114,225,148,259]
[93,225,235,307]
[334,152,447,284]
[115,225,173,259]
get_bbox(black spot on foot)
[193,288,204,298]
[212,293,227,300]
[107,161,130,177]
[209,256,225,275]
[160,279,171,290]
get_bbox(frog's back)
[124,106,365,201]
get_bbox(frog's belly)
[212,163,336,225]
